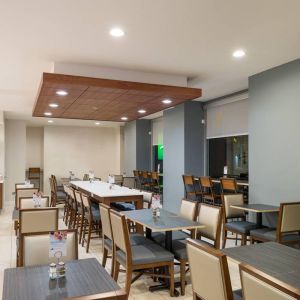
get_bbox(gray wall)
[136,120,151,171]
[123,121,136,175]
[249,59,300,225]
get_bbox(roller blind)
[206,98,248,139]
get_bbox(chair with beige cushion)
[187,239,242,300]
[19,229,78,267]
[172,204,223,295]
[15,188,39,209]
[222,194,258,248]
[250,202,300,247]
[110,210,174,297]
[19,196,50,209]
[240,263,300,300]
[152,198,199,245]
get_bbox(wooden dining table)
[2,258,126,300]
[223,242,300,292]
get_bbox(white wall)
[152,117,163,145]
[0,112,5,177]
[43,126,121,194]
[26,127,44,169]
[5,120,26,202]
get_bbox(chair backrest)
[220,178,238,194]
[19,208,59,234]
[16,188,39,209]
[278,202,300,234]
[74,190,83,211]
[222,194,245,219]
[240,264,299,300]
[110,210,131,264]
[19,229,78,267]
[139,190,153,208]
[197,204,223,249]
[123,177,136,189]
[19,196,50,209]
[83,173,89,181]
[179,198,198,221]
[99,203,113,241]
[28,168,40,178]
[200,176,213,188]
[151,171,159,181]
[187,239,234,300]
[81,193,92,218]
[112,175,123,186]
[15,183,34,190]
[182,175,196,199]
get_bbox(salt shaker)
[49,263,57,279]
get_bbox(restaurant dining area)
[1,1,300,300]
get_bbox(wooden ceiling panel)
[33,73,202,121]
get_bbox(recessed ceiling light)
[121,117,128,121]
[49,103,59,108]
[48,120,53,123]
[232,49,245,58]
[162,99,172,104]
[44,112,52,116]
[110,27,125,37]
[56,90,68,96]
[138,109,146,114]
[95,122,101,125]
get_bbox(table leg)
[146,228,152,239]
[256,212,262,227]
[165,231,173,252]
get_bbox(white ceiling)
[0,0,300,126]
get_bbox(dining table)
[230,203,279,227]
[2,258,126,300]
[223,242,300,291]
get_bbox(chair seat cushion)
[225,221,258,234]
[57,191,66,200]
[116,243,174,266]
[250,228,300,242]
[111,202,135,211]
[152,231,190,245]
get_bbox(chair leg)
[79,215,84,244]
[82,218,87,246]
[180,260,186,295]
[168,263,175,297]
[110,250,115,277]
[86,221,92,253]
[113,261,120,281]
[125,268,133,295]
[102,247,108,268]
[241,234,247,246]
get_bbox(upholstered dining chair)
[152,198,199,245]
[19,229,78,267]
[187,239,242,300]
[222,194,257,248]
[250,202,300,247]
[240,263,300,299]
[15,188,38,209]
[171,204,223,295]
[110,210,175,296]
[19,196,50,209]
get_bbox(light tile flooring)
[0,201,241,299]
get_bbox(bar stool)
[74,190,84,243]
[199,176,222,206]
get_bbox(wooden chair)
[250,202,300,247]
[187,239,242,300]
[199,176,222,205]
[182,175,201,201]
[19,196,50,209]
[172,204,223,295]
[222,194,257,248]
[152,198,198,245]
[141,171,152,191]
[19,229,78,267]
[151,171,162,194]
[28,167,41,189]
[83,174,89,181]
[68,186,78,229]
[63,185,73,225]
[81,194,101,253]
[133,170,139,188]
[15,188,38,209]
[220,177,238,195]
[240,263,300,299]
[141,190,153,209]
[74,190,84,243]
[122,177,136,189]
[110,210,175,297]
[65,290,127,300]
[49,176,66,206]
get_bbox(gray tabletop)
[122,209,205,232]
[223,242,300,289]
[230,203,279,213]
[2,258,120,300]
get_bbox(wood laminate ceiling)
[33,73,202,122]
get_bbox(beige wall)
[43,126,121,194]
[26,127,44,169]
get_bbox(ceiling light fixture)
[121,117,128,121]
[49,103,59,108]
[56,90,68,96]
[138,109,146,114]
[232,49,245,58]
[95,122,101,125]
[44,112,52,116]
[110,27,125,37]
[162,99,172,104]
[48,120,53,123]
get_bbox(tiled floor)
[0,201,241,299]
